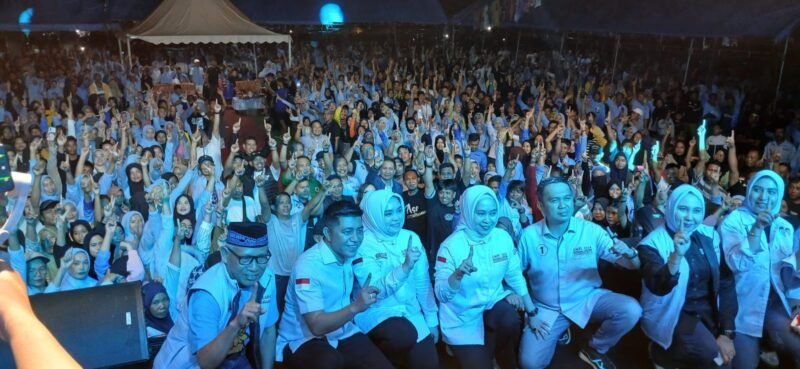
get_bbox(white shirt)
[267,213,307,276]
[353,229,438,342]
[196,135,223,179]
[518,218,636,328]
[276,241,362,361]
[720,208,796,337]
[434,228,528,345]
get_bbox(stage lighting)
[320,3,344,26]
[18,7,33,36]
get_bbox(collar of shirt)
[541,219,577,239]
[320,241,344,265]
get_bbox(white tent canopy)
[125,0,291,67]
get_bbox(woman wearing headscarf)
[153,194,211,320]
[638,184,738,368]
[720,170,800,368]
[142,281,174,338]
[352,190,439,369]
[434,185,536,369]
[122,162,148,200]
[609,152,631,184]
[591,198,611,228]
[46,247,99,292]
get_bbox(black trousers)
[368,317,439,369]
[275,275,289,314]
[651,312,731,369]
[449,300,521,369]
[282,333,393,369]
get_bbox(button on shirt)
[276,241,361,361]
[519,218,634,328]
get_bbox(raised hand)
[755,197,776,229]
[213,99,222,114]
[402,236,421,273]
[233,283,266,329]
[455,246,478,279]
[672,219,691,257]
[352,273,379,313]
[697,120,707,139]
[282,128,291,145]
[726,130,735,147]
[230,139,240,153]
[232,118,241,134]
[420,143,435,163]
[650,141,661,161]
[268,133,277,149]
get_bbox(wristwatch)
[721,330,735,340]
[525,307,539,317]
[623,247,639,260]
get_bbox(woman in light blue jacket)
[720,170,800,368]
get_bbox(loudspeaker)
[0,282,149,368]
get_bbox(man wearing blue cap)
[154,222,278,369]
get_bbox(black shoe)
[579,345,616,369]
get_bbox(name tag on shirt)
[492,253,508,263]
[573,246,593,257]
[375,253,388,260]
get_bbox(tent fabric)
[232,0,448,25]
[127,0,290,45]
[451,0,800,40]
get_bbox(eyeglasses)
[226,247,271,266]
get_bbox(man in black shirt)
[401,168,432,252]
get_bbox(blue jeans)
[732,299,800,369]
[519,292,642,369]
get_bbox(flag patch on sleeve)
[295,278,311,290]
[437,256,447,263]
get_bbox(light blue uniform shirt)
[518,218,637,328]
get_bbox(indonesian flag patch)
[437,256,447,263]
[295,278,311,290]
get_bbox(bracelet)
[525,307,539,317]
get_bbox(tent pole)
[776,37,790,99]
[514,30,521,65]
[253,43,258,74]
[288,40,293,68]
[117,38,124,70]
[683,38,694,87]
[451,25,455,55]
[610,35,620,81]
[126,37,132,70]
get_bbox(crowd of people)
[0,35,799,369]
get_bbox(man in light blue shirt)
[518,176,642,369]
[153,222,278,369]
